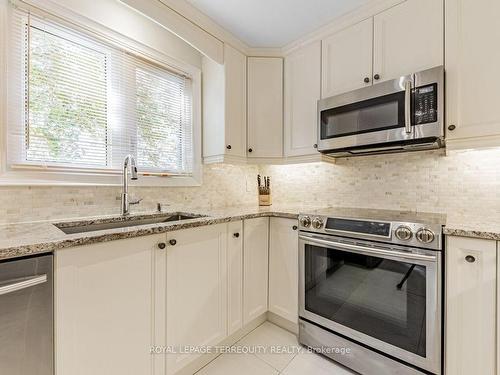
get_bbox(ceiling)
[185,0,371,48]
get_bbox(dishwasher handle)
[0,274,48,296]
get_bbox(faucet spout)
[121,155,139,216]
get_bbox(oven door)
[299,232,441,374]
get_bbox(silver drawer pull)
[0,274,47,296]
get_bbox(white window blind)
[7,7,194,175]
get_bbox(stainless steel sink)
[54,212,207,235]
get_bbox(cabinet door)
[202,56,225,159]
[446,236,496,375]
[227,221,243,335]
[56,235,164,375]
[165,224,227,374]
[247,57,283,158]
[373,0,443,83]
[321,18,373,98]
[269,218,299,324]
[243,217,269,324]
[225,44,247,158]
[445,0,500,145]
[284,41,321,157]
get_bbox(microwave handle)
[405,80,412,134]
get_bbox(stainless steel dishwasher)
[0,254,53,375]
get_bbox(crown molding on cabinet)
[156,0,252,55]
[120,0,225,63]
[126,0,409,61]
[281,0,405,55]
[246,48,284,58]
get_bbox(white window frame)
[0,0,202,187]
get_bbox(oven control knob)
[312,217,324,229]
[416,228,435,244]
[395,226,413,241]
[300,216,311,228]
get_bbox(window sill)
[0,170,202,187]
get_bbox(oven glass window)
[304,245,426,357]
[320,91,405,139]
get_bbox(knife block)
[259,192,272,206]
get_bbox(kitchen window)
[3,6,200,185]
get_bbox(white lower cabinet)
[55,234,164,375]
[243,217,269,324]
[227,221,243,335]
[165,224,228,375]
[445,236,497,375]
[269,218,299,324]
[55,217,290,375]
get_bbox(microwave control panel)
[413,83,438,125]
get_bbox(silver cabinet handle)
[405,80,412,134]
[0,274,47,296]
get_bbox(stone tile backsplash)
[0,164,259,224]
[1,148,499,224]
[261,148,500,217]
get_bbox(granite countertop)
[0,205,307,261]
[1,205,499,261]
[443,216,500,241]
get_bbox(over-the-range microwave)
[317,66,444,157]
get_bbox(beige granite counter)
[0,205,306,261]
[1,205,499,261]
[443,216,500,241]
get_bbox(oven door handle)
[299,234,437,263]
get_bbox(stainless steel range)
[298,208,445,375]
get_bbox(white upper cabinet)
[322,0,443,98]
[269,218,299,324]
[55,235,165,375]
[445,0,500,148]
[373,0,443,83]
[165,225,228,374]
[247,57,284,158]
[243,217,269,324]
[203,44,247,163]
[224,45,247,158]
[284,41,321,156]
[321,18,373,98]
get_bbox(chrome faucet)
[121,155,142,216]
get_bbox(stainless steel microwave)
[317,66,444,157]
